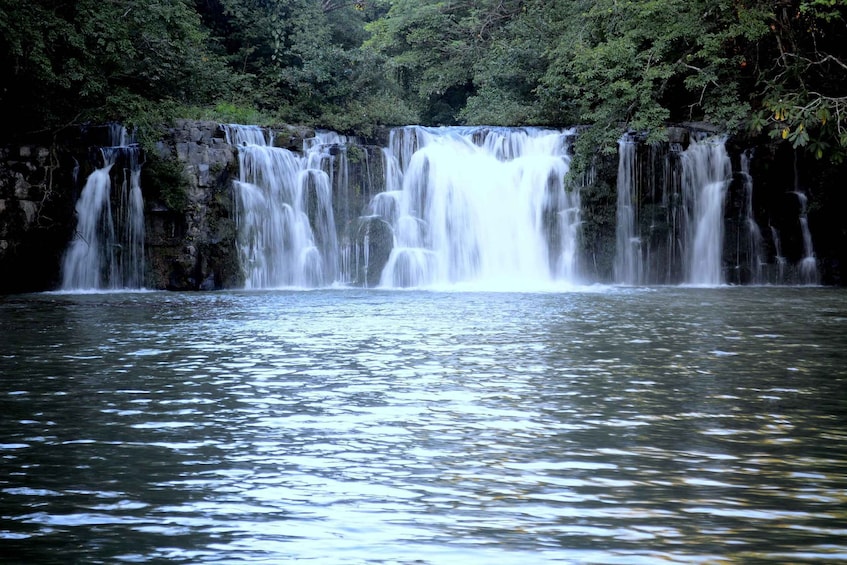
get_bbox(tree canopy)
[0,0,844,159]
[367,0,847,161]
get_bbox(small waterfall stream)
[375,126,579,289]
[612,133,732,286]
[770,225,787,282]
[61,125,144,290]
[613,137,642,285]
[682,136,732,285]
[225,125,342,288]
[740,150,765,283]
[794,190,819,284]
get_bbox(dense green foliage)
[367,0,846,162]
[0,0,232,135]
[0,0,412,138]
[0,0,844,159]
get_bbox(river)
[1,287,845,564]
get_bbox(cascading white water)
[122,153,145,287]
[375,126,579,290]
[740,150,765,283]
[225,125,341,288]
[220,124,802,290]
[794,191,818,285]
[770,224,787,282]
[614,138,642,285]
[61,125,145,290]
[682,135,731,286]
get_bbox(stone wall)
[145,120,241,290]
[0,120,387,293]
[0,121,246,292]
[578,130,847,286]
[0,144,74,292]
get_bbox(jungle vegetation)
[0,0,845,161]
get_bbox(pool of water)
[1,287,846,563]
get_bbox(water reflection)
[1,288,846,563]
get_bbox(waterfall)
[338,150,402,287]
[219,123,822,290]
[61,124,145,290]
[682,135,731,286]
[794,191,819,285]
[644,141,684,285]
[740,150,765,283]
[224,125,341,288]
[614,137,642,285]
[374,126,579,290]
[770,225,787,283]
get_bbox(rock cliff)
[0,121,844,293]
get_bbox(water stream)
[61,125,145,290]
[378,127,579,289]
[795,190,819,285]
[739,150,765,283]
[682,136,732,285]
[613,137,642,285]
[225,125,343,288]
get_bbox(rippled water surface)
[1,287,846,564]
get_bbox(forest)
[1,0,845,163]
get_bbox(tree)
[194,0,410,131]
[366,0,524,124]
[0,0,231,137]
[321,0,366,13]
[748,0,847,161]
[530,0,769,154]
[459,2,552,125]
